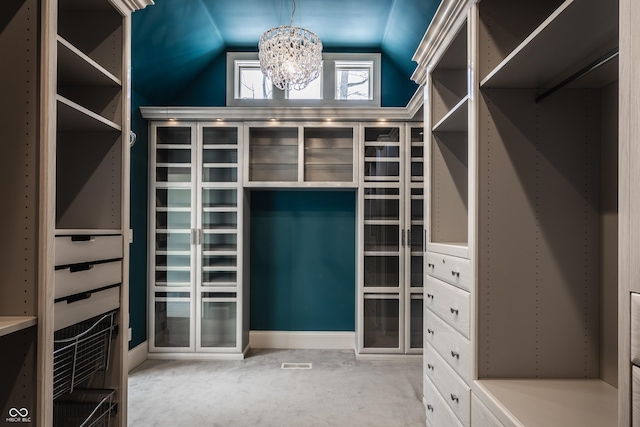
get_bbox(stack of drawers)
[424,251,472,427]
[54,234,123,331]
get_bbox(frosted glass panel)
[364,225,399,251]
[410,297,423,348]
[203,189,236,208]
[363,297,400,348]
[156,211,190,229]
[364,256,400,287]
[155,294,190,348]
[201,300,237,347]
[157,188,191,209]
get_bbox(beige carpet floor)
[128,349,425,427]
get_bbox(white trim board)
[128,341,149,372]
[249,331,356,350]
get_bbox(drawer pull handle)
[66,292,92,304]
[450,394,459,403]
[451,351,460,359]
[427,263,434,268]
[450,308,459,315]
[69,263,94,273]
[427,363,434,370]
[451,271,460,277]
[71,235,95,242]
[427,404,433,411]
[427,293,434,299]
[427,329,434,335]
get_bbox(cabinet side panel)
[0,0,39,316]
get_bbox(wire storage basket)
[53,310,119,399]
[53,389,116,427]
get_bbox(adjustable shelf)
[0,317,38,338]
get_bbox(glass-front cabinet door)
[151,124,197,352]
[359,124,404,353]
[150,122,245,355]
[406,124,424,353]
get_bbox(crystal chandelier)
[258,0,323,91]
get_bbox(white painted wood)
[475,379,617,427]
[55,260,122,299]
[426,251,472,292]
[54,235,123,266]
[471,393,504,427]
[425,276,470,338]
[424,375,465,427]
[54,286,120,331]
[128,341,149,372]
[425,310,472,383]
[249,331,356,350]
[426,343,471,426]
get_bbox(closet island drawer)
[55,234,123,266]
[424,376,463,427]
[54,286,120,331]
[55,260,122,299]
[425,275,470,338]
[471,394,504,427]
[425,309,472,382]
[425,343,470,427]
[426,251,471,291]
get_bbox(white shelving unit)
[149,122,249,357]
[415,0,622,425]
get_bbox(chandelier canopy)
[258,1,323,91]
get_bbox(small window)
[287,69,323,100]
[335,61,373,100]
[236,61,272,100]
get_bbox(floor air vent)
[281,363,312,370]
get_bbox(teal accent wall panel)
[250,190,356,331]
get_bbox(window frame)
[226,52,381,107]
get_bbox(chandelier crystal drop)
[258,1,323,91]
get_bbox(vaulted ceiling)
[131,0,441,106]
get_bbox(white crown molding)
[411,0,477,85]
[140,84,424,122]
[109,0,154,14]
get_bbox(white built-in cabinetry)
[0,0,151,425]
[148,122,249,357]
[415,0,623,425]
[358,123,425,355]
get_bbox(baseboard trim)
[128,341,148,372]
[249,331,355,350]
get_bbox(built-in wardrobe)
[414,0,639,425]
[141,106,425,358]
[0,0,151,425]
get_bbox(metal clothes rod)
[536,47,619,103]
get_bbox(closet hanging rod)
[536,47,619,103]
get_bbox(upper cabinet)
[244,123,358,187]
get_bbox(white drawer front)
[424,376,463,427]
[55,260,122,300]
[426,251,471,291]
[54,286,120,331]
[632,293,640,365]
[425,309,472,383]
[426,276,470,338]
[55,235,123,266]
[426,343,471,427]
[472,393,504,427]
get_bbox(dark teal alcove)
[249,190,356,331]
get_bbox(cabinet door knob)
[451,270,460,277]
[427,263,434,268]
[427,329,434,335]
[427,293,434,299]
[451,350,460,358]
[450,394,459,403]
[427,404,433,411]
[450,308,459,315]
[427,363,434,370]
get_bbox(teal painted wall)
[250,190,356,331]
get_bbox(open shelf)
[0,316,38,338]
[432,96,468,132]
[57,36,120,87]
[475,379,617,427]
[480,0,618,88]
[57,95,121,132]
